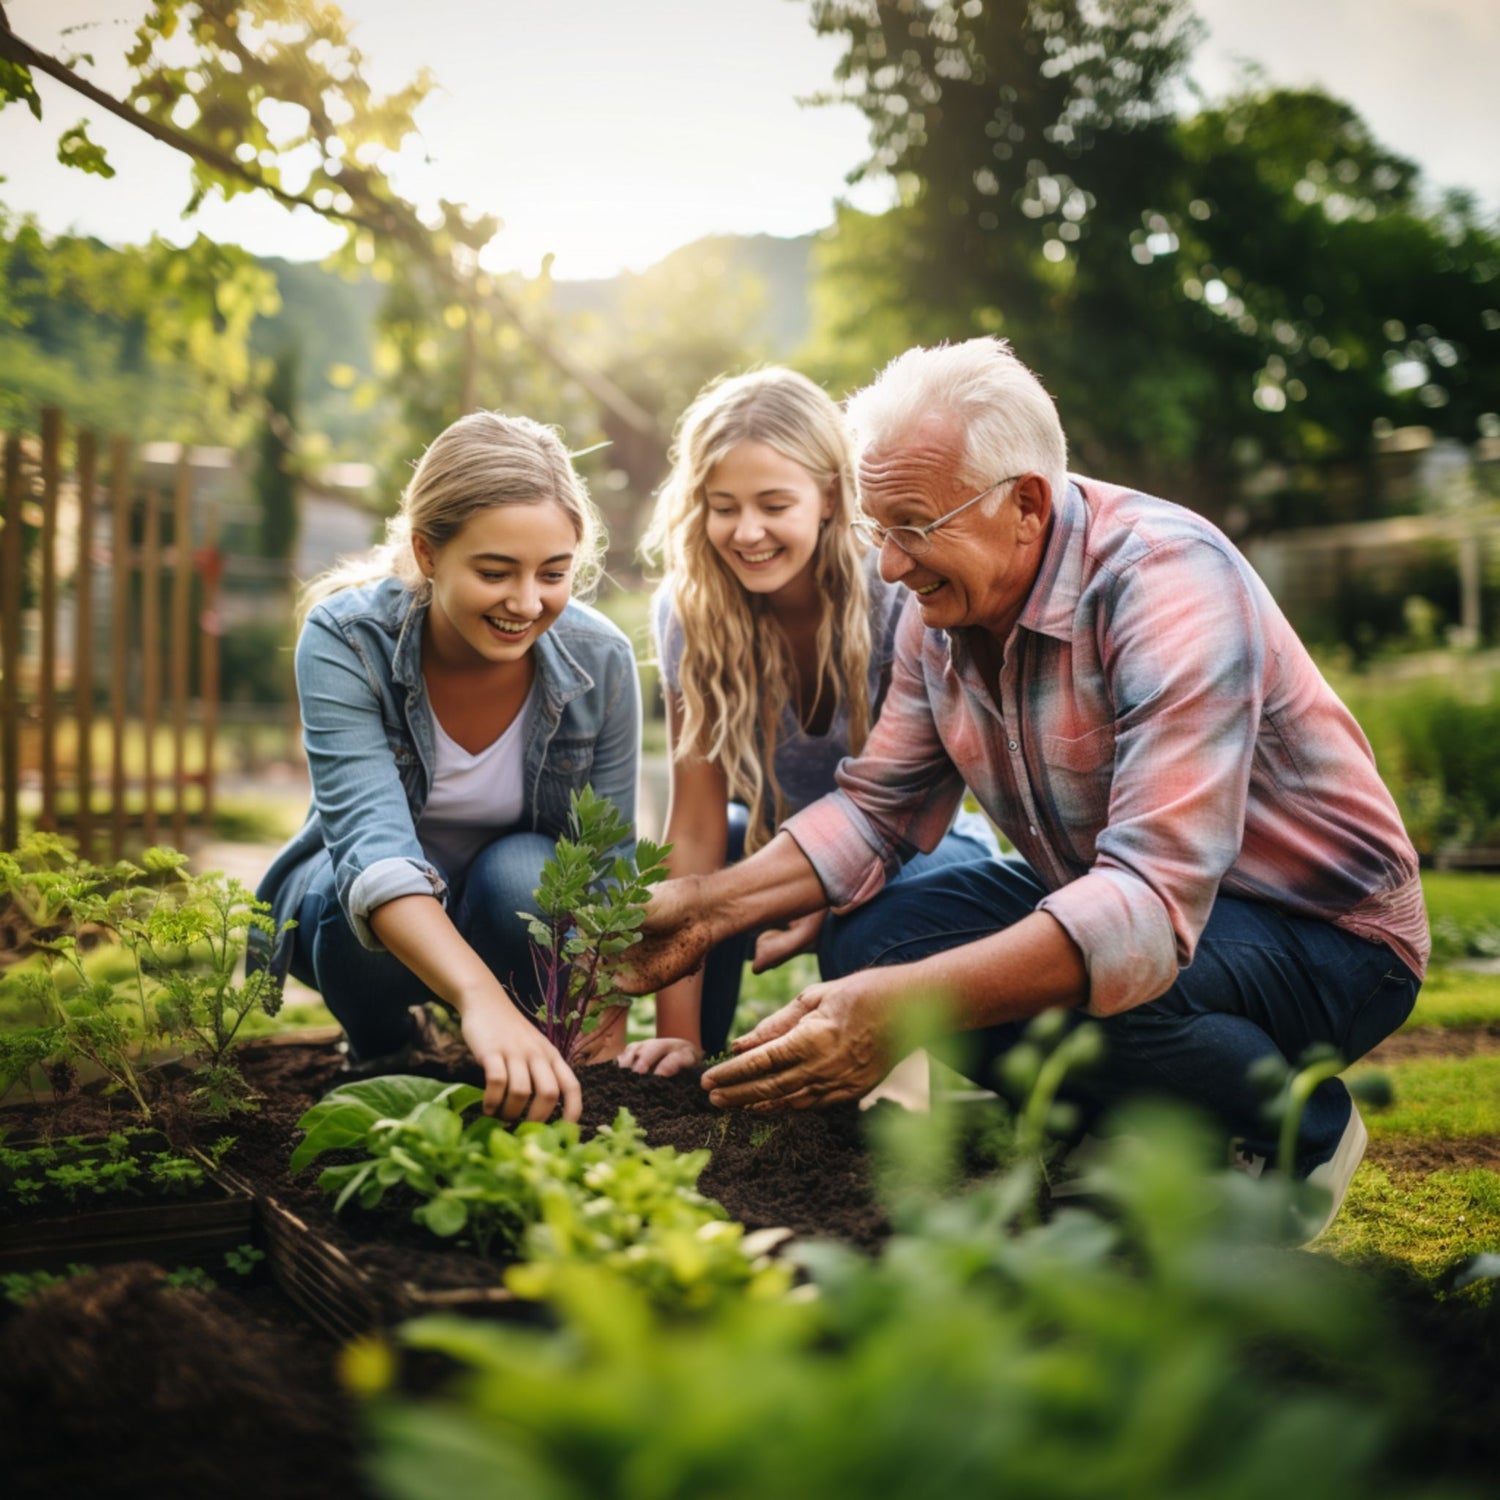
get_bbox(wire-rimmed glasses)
[851,473,1025,557]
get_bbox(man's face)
[859,416,1050,641]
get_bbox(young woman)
[254,412,641,1123]
[619,368,993,1076]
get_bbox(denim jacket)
[252,576,641,981]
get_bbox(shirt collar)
[1015,475,1088,643]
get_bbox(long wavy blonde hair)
[642,368,873,852]
[299,411,606,619]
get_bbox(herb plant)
[0,834,290,1117]
[291,1075,788,1308]
[518,787,669,1062]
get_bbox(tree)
[802,0,1500,525]
[253,344,299,559]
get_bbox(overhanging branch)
[0,9,666,455]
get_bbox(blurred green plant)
[353,1087,1472,1500]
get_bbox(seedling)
[518,787,669,1063]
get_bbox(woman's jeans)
[286,832,556,1063]
[817,856,1419,1172]
[697,808,1000,1056]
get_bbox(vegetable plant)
[0,1129,234,1207]
[518,787,669,1062]
[0,834,290,1117]
[291,1075,788,1309]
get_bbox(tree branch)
[0,11,666,456]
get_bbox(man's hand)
[751,909,826,972]
[616,1036,704,1077]
[611,874,716,995]
[460,998,582,1123]
[700,967,911,1111]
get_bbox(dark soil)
[217,1031,895,1300]
[1369,1133,1500,1174]
[2,1029,898,1306]
[1368,1023,1500,1063]
[0,1262,369,1500]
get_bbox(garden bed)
[2,1028,903,1336]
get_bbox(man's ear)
[1013,473,1053,543]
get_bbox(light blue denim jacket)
[252,575,640,980]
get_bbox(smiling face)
[414,499,579,669]
[859,416,1052,642]
[702,439,833,600]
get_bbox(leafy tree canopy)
[802,0,1500,525]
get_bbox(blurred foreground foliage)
[358,1093,1492,1500]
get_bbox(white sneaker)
[1295,1104,1368,1242]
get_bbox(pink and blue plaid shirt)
[783,477,1429,1016]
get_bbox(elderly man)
[624,338,1427,1238]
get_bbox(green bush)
[1343,678,1500,855]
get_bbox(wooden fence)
[1,408,223,857]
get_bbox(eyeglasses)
[851,474,1025,557]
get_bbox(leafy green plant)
[290,1076,788,1308]
[518,787,669,1063]
[0,1129,226,1207]
[224,1243,266,1277]
[0,834,290,1116]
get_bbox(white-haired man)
[622,337,1427,1239]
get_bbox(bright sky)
[0,0,1495,281]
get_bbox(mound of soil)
[0,1261,368,1500]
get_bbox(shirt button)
[1029,824,1038,836]
[1008,740,1018,751]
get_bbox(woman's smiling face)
[415,499,579,668]
[702,439,832,599]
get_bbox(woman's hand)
[572,1004,629,1066]
[751,909,826,972]
[459,996,582,1123]
[616,1036,705,1077]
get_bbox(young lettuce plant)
[518,787,669,1063]
[291,1076,788,1307]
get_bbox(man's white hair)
[844,337,1069,508]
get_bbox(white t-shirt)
[415,686,533,879]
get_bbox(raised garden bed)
[0,1128,254,1276]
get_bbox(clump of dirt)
[0,1261,369,1500]
[1368,1134,1500,1174]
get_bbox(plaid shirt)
[783,477,1429,1016]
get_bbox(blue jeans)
[286,832,557,1062]
[697,808,1000,1056]
[818,856,1419,1172]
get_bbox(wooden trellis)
[0,408,222,857]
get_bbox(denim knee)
[457,831,558,1007]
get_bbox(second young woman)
[619,368,993,1075]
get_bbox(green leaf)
[420,1192,469,1237]
[290,1076,481,1171]
[0,59,42,121]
